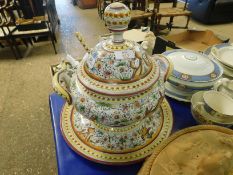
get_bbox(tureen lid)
[77,2,159,95]
[162,49,223,83]
[82,2,152,84]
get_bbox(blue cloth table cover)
[49,93,197,175]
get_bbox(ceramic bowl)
[202,91,233,119]
[191,91,233,127]
[211,43,233,69]
[205,45,233,78]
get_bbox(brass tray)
[60,98,173,165]
[138,125,233,174]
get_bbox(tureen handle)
[152,54,173,81]
[52,61,74,105]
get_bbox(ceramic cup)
[191,91,213,125]
[191,91,233,127]
[193,90,233,123]
[214,78,233,99]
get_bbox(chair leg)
[12,45,22,59]
[53,33,57,43]
[22,38,29,47]
[156,16,161,35]
[150,15,155,31]
[28,38,34,46]
[15,46,23,60]
[50,34,57,54]
[168,16,174,31]
[10,38,22,59]
[14,44,22,59]
[144,18,148,27]
[185,15,190,28]
[9,44,19,59]
[32,37,37,43]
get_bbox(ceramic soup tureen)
[52,2,172,157]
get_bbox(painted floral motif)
[210,72,217,78]
[73,107,162,152]
[70,76,164,126]
[85,41,151,82]
[181,73,190,81]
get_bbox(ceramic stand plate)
[60,99,173,165]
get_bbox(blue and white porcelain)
[162,49,223,102]
[163,49,223,84]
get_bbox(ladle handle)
[75,32,90,53]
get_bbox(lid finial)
[104,2,131,43]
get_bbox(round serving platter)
[138,125,233,175]
[60,98,173,165]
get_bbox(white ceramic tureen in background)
[162,49,223,102]
[52,2,173,156]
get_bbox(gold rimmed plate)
[60,98,173,165]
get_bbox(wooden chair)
[128,0,156,30]
[97,0,106,19]
[154,0,191,34]
[5,0,58,56]
[0,8,22,59]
